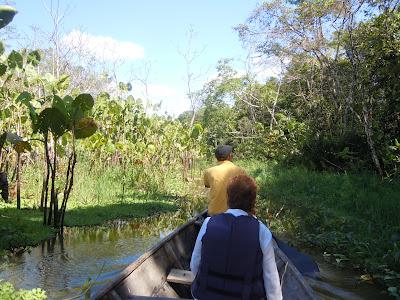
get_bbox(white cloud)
[132,83,188,117]
[62,30,145,61]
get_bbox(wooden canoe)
[92,211,318,300]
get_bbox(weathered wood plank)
[153,281,180,298]
[165,242,184,270]
[167,269,194,285]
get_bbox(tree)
[178,26,206,127]
[344,8,400,175]
[236,0,400,174]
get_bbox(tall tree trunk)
[40,176,46,210]
[60,152,76,229]
[270,81,281,130]
[43,134,51,225]
[190,110,196,127]
[60,131,77,229]
[362,105,383,176]
[16,153,21,209]
[40,148,48,210]
[48,138,57,226]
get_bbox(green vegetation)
[0,281,46,300]
[244,161,400,298]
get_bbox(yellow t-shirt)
[203,160,244,215]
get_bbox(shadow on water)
[0,206,54,251]
[64,201,177,226]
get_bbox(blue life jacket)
[192,213,266,300]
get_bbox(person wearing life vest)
[203,144,244,216]
[190,174,283,300]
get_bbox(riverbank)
[0,163,182,254]
[244,161,400,298]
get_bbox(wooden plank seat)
[167,269,195,285]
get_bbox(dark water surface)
[0,220,392,299]
[306,249,392,300]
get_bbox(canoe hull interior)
[93,212,317,300]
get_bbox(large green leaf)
[28,104,39,133]
[27,50,41,67]
[56,74,70,92]
[15,92,39,133]
[7,50,23,69]
[0,5,17,29]
[38,107,68,137]
[191,123,203,139]
[16,91,32,105]
[63,94,74,114]
[63,95,74,106]
[0,63,7,76]
[53,95,80,127]
[52,95,69,118]
[0,108,11,120]
[72,94,94,112]
[74,117,97,139]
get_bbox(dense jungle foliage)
[187,1,400,177]
[0,0,399,298]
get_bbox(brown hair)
[227,175,257,214]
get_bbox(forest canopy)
[181,0,400,176]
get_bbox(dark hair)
[227,175,257,214]
[215,144,233,161]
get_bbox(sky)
[4,0,265,116]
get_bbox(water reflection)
[0,223,160,299]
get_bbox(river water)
[0,220,392,299]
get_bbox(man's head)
[215,144,233,161]
[227,175,257,214]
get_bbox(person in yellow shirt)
[203,145,244,215]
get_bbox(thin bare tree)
[178,26,206,126]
